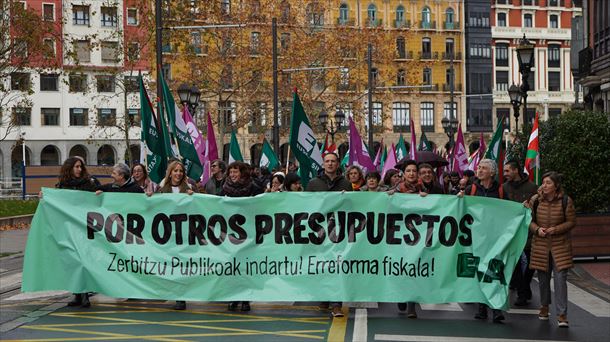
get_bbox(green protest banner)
[23,189,530,309]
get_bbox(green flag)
[260,138,279,171]
[418,132,432,151]
[228,130,243,163]
[138,75,167,183]
[380,145,388,171]
[157,74,175,160]
[341,150,349,167]
[396,134,408,161]
[160,73,202,180]
[288,92,322,187]
[484,118,504,163]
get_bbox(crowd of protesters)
[49,151,575,328]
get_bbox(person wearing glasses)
[203,159,226,196]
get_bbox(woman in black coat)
[55,157,97,308]
[223,161,262,312]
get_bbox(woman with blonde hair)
[155,160,193,310]
[345,165,365,191]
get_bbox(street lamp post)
[318,109,345,144]
[516,34,535,132]
[442,116,459,165]
[508,83,522,132]
[177,83,201,120]
[20,132,26,200]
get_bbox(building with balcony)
[576,0,610,112]
[161,0,466,164]
[1,0,151,180]
[491,0,582,131]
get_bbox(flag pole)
[285,145,291,172]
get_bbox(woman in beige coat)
[528,171,576,328]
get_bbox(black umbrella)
[396,151,449,170]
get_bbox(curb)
[569,264,610,302]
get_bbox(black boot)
[397,303,407,312]
[492,309,505,323]
[474,304,488,320]
[241,301,251,312]
[173,301,186,310]
[81,293,91,308]
[228,301,238,311]
[68,294,82,307]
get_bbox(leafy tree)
[539,110,610,213]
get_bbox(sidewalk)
[0,228,29,255]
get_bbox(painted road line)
[347,302,378,308]
[567,281,610,317]
[419,303,463,311]
[327,305,349,342]
[0,272,22,292]
[375,334,568,342]
[352,308,368,342]
[507,308,539,315]
[5,290,70,301]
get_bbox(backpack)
[532,194,568,224]
[470,183,504,199]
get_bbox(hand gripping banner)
[23,189,530,309]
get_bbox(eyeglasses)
[211,164,219,168]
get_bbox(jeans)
[537,254,568,316]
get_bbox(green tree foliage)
[539,110,610,213]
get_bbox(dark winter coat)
[503,177,539,248]
[222,177,263,198]
[528,190,576,272]
[204,176,225,196]
[56,177,97,192]
[97,178,144,193]
[306,173,353,192]
[422,181,445,194]
[465,179,503,199]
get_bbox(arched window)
[41,145,60,166]
[69,145,88,161]
[396,5,405,22]
[446,8,454,23]
[11,144,31,178]
[306,2,324,27]
[396,36,406,58]
[367,4,376,21]
[339,3,348,23]
[422,7,431,24]
[397,69,406,86]
[97,145,115,166]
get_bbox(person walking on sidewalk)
[503,161,538,306]
[528,171,576,328]
[306,152,352,317]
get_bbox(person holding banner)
[346,165,365,191]
[54,157,98,308]
[393,160,427,318]
[459,158,506,323]
[131,163,158,195]
[283,173,303,192]
[155,160,194,310]
[382,169,402,189]
[266,173,285,193]
[203,160,226,196]
[96,164,145,194]
[223,161,263,312]
[528,171,575,328]
[418,163,444,195]
[360,171,388,192]
[306,152,352,317]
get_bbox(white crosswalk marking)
[507,308,539,315]
[6,290,70,301]
[375,335,568,342]
[353,308,368,342]
[419,303,463,311]
[567,282,610,317]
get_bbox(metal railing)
[0,178,25,199]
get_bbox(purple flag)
[348,117,375,173]
[452,124,469,177]
[199,113,219,185]
[182,107,206,166]
[373,138,383,170]
[409,119,417,161]
[382,144,397,179]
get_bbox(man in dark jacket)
[503,160,538,306]
[204,159,226,195]
[306,152,351,317]
[461,158,505,323]
[96,163,144,194]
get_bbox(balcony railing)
[442,52,462,60]
[420,20,436,30]
[394,20,411,29]
[337,18,355,26]
[442,83,463,92]
[444,21,460,30]
[396,50,413,60]
[422,84,439,92]
[419,51,431,59]
[366,18,383,28]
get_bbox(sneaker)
[228,302,238,311]
[397,303,407,312]
[538,306,549,321]
[514,298,528,307]
[492,310,505,323]
[319,302,330,310]
[241,302,251,312]
[474,305,488,320]
[558,314,569,328]
[173,301,186,310]
[331,307,344,317]
[81,294,91,308]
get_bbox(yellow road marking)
[20,325,186,342]
[327,305,349,342]
[4,329,327,342]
